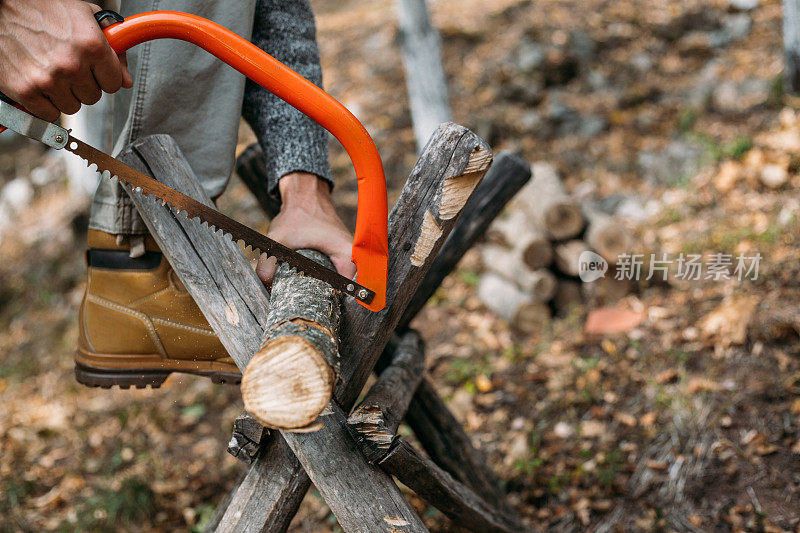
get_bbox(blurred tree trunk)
[396,0,452,152]
[784,0,800,94]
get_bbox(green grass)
[62,476,156,532]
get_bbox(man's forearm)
[242,0,333,193]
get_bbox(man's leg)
[76,1,257,388]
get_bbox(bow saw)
[0,10,389,312]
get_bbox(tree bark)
[515,162,584,240]
[554,239,590,278]
[481,244,556,301]
[396,0,452,151]
[227,412,268,464]
[241,250,341,431]
[784,0,800,95]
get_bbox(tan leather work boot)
[75,229,240,388]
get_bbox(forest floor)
[1,0,799,531]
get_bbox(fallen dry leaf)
[646,460,669,472]
[614,412,637,427]
[655,368,679,384]
[698,295,759,347]
[687,377,723,394]
[580,420,606,438]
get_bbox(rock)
[687,60,722,109]
[630,52,654,73]
[638,141,705,186]
[542,47,579,86]
[512,37,545,74]
[585,307,645,335]
[569,30,597,63]
[712,79,771,114]
[654,8,721,41]
[1,177,34,212]
[545,99,607,138]
[728,0,758,11]
[615,197,649,222]
[760,164,789,189]
[723,14,752,41]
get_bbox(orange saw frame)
[2,11,388,311]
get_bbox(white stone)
[729,0,758,11]
[760,164,788,189]
[1,177,34,211]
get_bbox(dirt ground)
[1,0,800,531]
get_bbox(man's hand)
[0,0,133,122]
[256,172,356,285]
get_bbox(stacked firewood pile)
[478,162,636,334]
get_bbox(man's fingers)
[118,53,133,88]
[71,73,103,105]
[91,49,124,94]
[255,254,278,286]
[44,82,81,115]
[332,257,357,281]
[20,94,61,123]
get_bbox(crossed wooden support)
[118,124,532,532]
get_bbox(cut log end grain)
[554,240,590,278]
[242,336,335,430]
[543,201,585,240]
[584,210,633,264]
[586,223,631,264]
[521,238,554,270]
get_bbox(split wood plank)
[347,330,426,463]
[380,438,530,533]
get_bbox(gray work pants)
[88,0,257,235]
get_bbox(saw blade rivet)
[358,289,368,300]
[55,135,64,143]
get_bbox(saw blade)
[65,136,374,305]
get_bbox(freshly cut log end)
[584,210,632,264]
[554,239,590,278]
[521,238,553,270]
[586,223,631,264]
[524,268,557,302]
[543,201,584,240]
[477,273,551,333]
[242,336,335,430]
